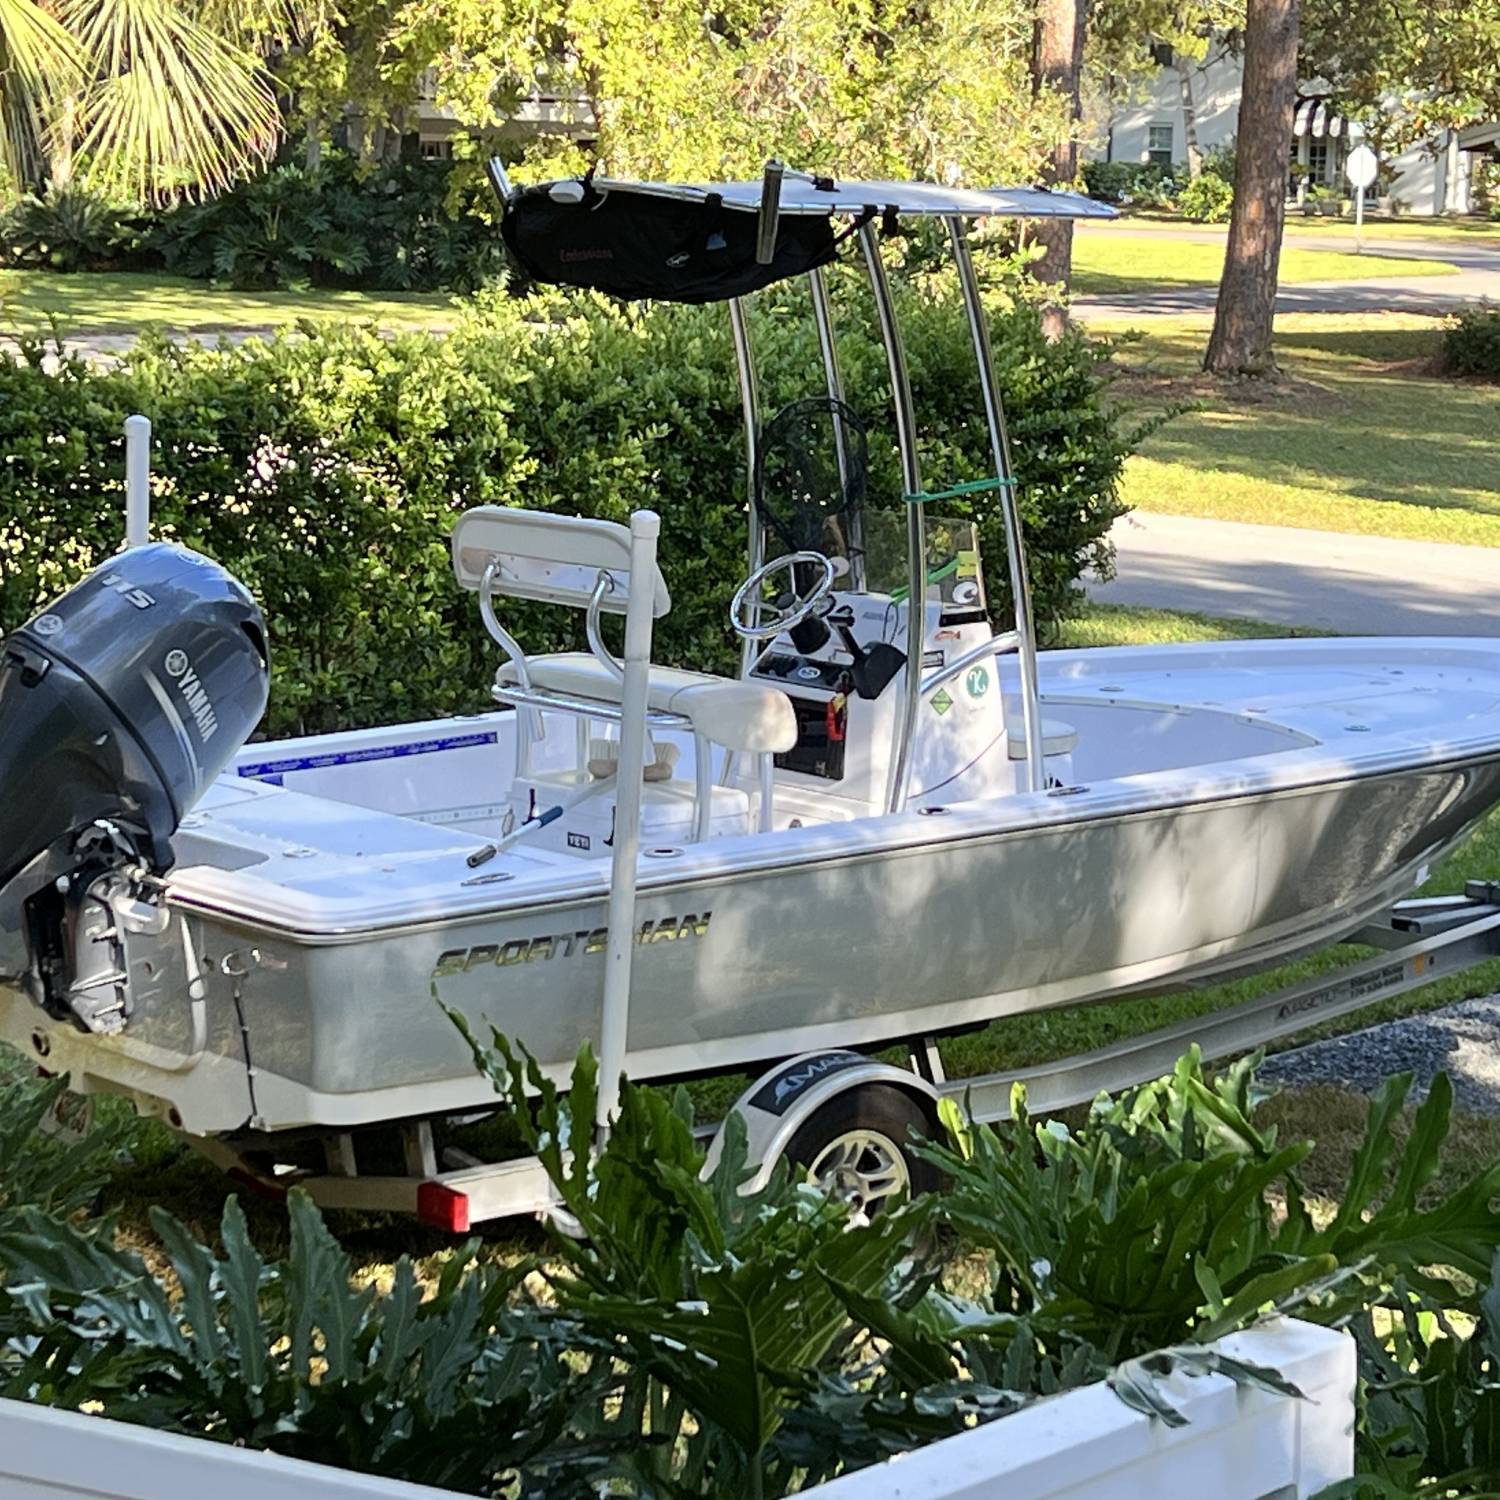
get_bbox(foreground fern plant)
[3,1041,1500,1497]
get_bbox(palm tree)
[0,0,81,187]
[0,0,294,203]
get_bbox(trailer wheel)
[784,1083,939,1217]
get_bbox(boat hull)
[8,748,1493,1135]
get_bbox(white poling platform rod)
[596,508,661,1134]
[124,414,151,548]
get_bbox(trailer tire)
[784,1082,939,1217]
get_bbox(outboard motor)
[0,544,268,1033]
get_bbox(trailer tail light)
[417,1181,471,1233]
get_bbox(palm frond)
[0,0,85,185]
[60,0,282,202]
[192,0,337,53]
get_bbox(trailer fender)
[703,1049,940,1198]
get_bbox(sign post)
[1345,144,1378,252]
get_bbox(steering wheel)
[730,551,837,641]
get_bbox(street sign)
[1345,144,1378,251]
[1345,144,1378,190]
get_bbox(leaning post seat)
[495,654,795,758]
[452,506,796,838]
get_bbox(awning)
[1293,97,1349,138]
[1459,120,1500,153]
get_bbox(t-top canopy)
[588,174,1118,220]
[494,163,1116,305]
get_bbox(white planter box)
[0,1319,1353,1500]
[809,1320,1355,1500]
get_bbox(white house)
[1089,43,1491,216]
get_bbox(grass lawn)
[1094,312,1500,547]
[1069,233,1455,296]
[0,268,460,337]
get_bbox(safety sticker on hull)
[931,688,954,716]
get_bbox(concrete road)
[1072,221,1500,321]
[1076,272,1500,321]
[1091,511,1500,636]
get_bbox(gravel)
[1259,996,1500,1115]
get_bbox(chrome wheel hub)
[808,1129,909,1215]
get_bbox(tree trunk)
[1030,0,1087,341]
[1203,0,1300,377]
[1177,64,1203,178]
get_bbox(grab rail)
[491,682,690,732]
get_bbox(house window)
[419,137,454,160]
[1147,123,1174,168]
[1307,136,1329,185]
[1149,41,1174,67]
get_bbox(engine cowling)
[0,544,269,1027]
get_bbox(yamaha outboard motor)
[0,544,268,1032]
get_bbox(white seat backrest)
[451,507,671,617]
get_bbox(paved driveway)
[1073,223,1500,321]
[1091,511,1500,636]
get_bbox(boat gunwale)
[164,741,1500,945]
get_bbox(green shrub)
[1081,160,1179,205]
[152,154,508,292]
[0,182,149,272]
[0,1191,631,1492]
[1177,173,1234,223]
[0,276,1137,737]
[1200,142,1237,184]
[1443,304,1500,378]
[0,1071,120,1237]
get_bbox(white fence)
[810,1320,1355,1500]
[0,1319,1353,1500]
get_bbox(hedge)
[0,276,1138,737]
[1,158,507,291]
[1443,304,1500,379]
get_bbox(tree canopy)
[290,0,1069,188]
[1300,0,1500,150]
[1090,0,1500,149]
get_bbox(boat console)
[454,499,1074,862]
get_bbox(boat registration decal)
[433,912,712,978]
[237,731,499,780]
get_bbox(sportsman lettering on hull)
[434,912,712,978]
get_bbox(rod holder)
[124,414,151,549]
[755,160,784,264]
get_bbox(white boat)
[4,164,1500,1220]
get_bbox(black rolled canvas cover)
[501,181,841,303]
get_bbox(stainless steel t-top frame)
[727,186,1046,808]
[490,157,1113,807]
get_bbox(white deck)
[166,637,1500,936]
